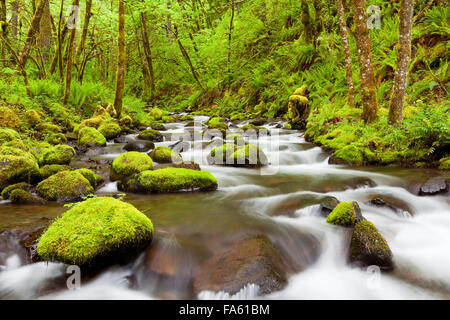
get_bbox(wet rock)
[123,140,155,153]
[0,154,41,192]
[170,162,201,171]
[40,145,75,166]
[0,227,46,265]
[149,146,183,164]
[10,189,46,205]
[350,221,393,270]
[98,121,122,139]
[193,234,287,296]
[114,136,132,144]
[36,171,94,202]
[419,177,449,196]
[78,127,107,147]
[138,129,163,142]
[344,177,376,189]
[170,141,191,153]
[326,201,364,226]
[150,123,167,131]
[250,118,267,126]
[110,152,154,181]
[1,182,30,200]
[367,194,414,215]
[319,196,340,216]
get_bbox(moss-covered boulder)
[0,128,20,145]
[74,169,103,188]
[39,164,72,179]
[138,129,163,142]
[44,132,68,145]
[98,121,122,139]
[330,145,364,165]
[1,182,30,200]
[0,146,36,163]
[150,122,167,131]
[149,146,183,164]
[36,122,62,134]
[149,108,164,120]
[283,123,292,130]
[78,127,107,147]
[439,157,450,170]
[25,110,43,127]
[0,106,21,129]
[110,152,154,181]
[0,155,41,191]
[350,221,393,270]
[225,133,245,144]
[326,201,364,226]
[40,145,76,166]
[207,122,228,134]
[36,171,94,202]
[228,144,268,168]
[207,144,239,165]
[37,197,153,266]
[10,189,46,205]
[121,168,218,193]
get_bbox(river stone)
[350,221,393,270]
[326,201,364,226]
[250,118,267,126]
[319,196,340,216]
[0,155,41,192]
[138,129,163,142]
[10,189,46,205]
[150,123,167,131]
[193,234,287,296]
[123,140,155,152]
[367,194,414,215]
[419,177,449,196]
[0,227,46,266]
[36,171,94,202]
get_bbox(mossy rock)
[78,117,104,131]
[37,197,153,266]
[123,140,155,153]
[36,171,94,202]
[149,122,166,131]
[111,152,154,181]
[207,122,228,132]
[179,115,194,121]
[229,144,268,168]
[0,155,41,191]
[241,124,269,137]
[122,168,218,193]
[0,106,21,129]
[439,157,450,170]
[93,106,112,120]
[207,117,224,125]
[350,221,393,270]
[1,182,30,200]
[98,121,122,140]
[119,115,133,128]
[40,145,75,166]
[225,133,245,144]
[207,144,239,165]
[0,128,20,145]
[78,127,107,147]
[149,146,182,164]
[330,145,364,165]
[283,123,292,130]
[10,189,46,205]
[161,115,176,123]
[326,201,364,226]
[25,110,43,127]
[0,146,36,163]
[138,129,163,142]
[74,169,103,188]
[106,104,117,117]
[36,122,62,134]
[39,164,72,179]
[149,108,164,120]
[44,132,67,145]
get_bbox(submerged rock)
[37,197,153,266]
[367,194,414,215]
[121,168,218,193]
[419,177,449,196]
[36,171,94,202]
[349,221,393,270]
[149,146,183,164]
[110,152,154,181]
[123,140,155,152]
[326,201,364,226]
[193,234,287,296]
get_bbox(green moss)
[98,121,122,139]
[229,144,268,167]
[283,123,292,130]
[128,168,218,193]
[326,201,358,226]
[439,157,450,170]
[0,128,20,145]
[207,122,228,132]
[0,106,21,129]
[149,108,164,120]
[207,144,238,164]
[1,182,29,200]
[179,115,194,121]
[74,169,103,187]
[138,129,163,142]
[225,133,245,144]
[10,189,44,205]
[0,146,36,163]
[40,145,75,166]
[37,171,94,201]
[208,117,223,125]
[0,155,41,191]
[39,164,72,179]
[36,122,62,134]
[316,128,357,150]
[78,127,107,147]
[149,146,183,164]
[162,115,176,123]
[25,110,42,127]
[44,132,67,145]
[332,145,364,165]
[37,197,153,265]
[111,152,154,181]
[119,115,133,128]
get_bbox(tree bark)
[389,0,415,125]
[38,0,52,63]
[113,0,126,117]
[140,10,156,101]
[336,0,355,107]
[11,1,19,45]
[63,0,80,105]
[352,0,378,123]
[227,1,235,80]
[76,0,92,59]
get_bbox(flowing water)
[0,116,449,300]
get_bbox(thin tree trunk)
[63,0,80,105]
[140,10,156,101]
[352,0,378,123]
[38,0,52,63]
[336,0,355,107]
[113,0,126,117]
[389,0,415,125]
[173,24,205,91]
[76,0,92,59]
[19,0,46,68]
[11,1,19,45]
[227,1,235,80]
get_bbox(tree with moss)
[114,0,126,117]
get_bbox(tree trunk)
[389,0,415,125]
[352,0,378,123]
[63,0,80,105]
[227,1,235,80]
[336,0,355,107]
[113,0,126,117]
[76,0,92,59]
[38,0,52,64]
[11,1,19,45]
[140,10,156,101]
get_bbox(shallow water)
[0,116,449,300]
